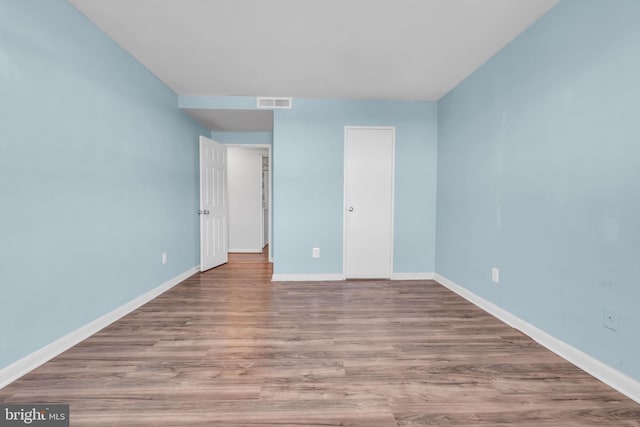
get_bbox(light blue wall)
[0,1,207,370]
[273,98,437,275]
[436,0,640,380]
[211,131,273,145]
[179,96,257,110]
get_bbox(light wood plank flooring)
[1,250,639,426]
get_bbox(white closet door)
[344,127,395,278]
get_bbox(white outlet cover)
[312,248,320,258]
[491,267,500,283]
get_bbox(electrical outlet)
[491,267,500,284]
[312,248,320,258]
[603,307,618,331]
[162,252,167,265]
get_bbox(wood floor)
[1,251,639,426]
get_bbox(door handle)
[198,210,211,215]
[348,207,354,212]
[203,210,210,215]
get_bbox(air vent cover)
[257,97,292,109]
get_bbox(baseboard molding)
[391,272,436,280]
[434,273,640,404]
[271,273,345,282]
[229,248,263,253]
[0,266,200,390]
[272,273,436,282]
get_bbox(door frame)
[342,126,396,279]
[225,143,273,262]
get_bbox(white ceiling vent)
[257,97,292,109]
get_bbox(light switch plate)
[491,267,499,284]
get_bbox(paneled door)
[344,127,395,278]
[200,136,228,271]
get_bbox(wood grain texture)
[1,249,639,426]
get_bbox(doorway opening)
[226,144,272,262]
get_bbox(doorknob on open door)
[348,207,354,212]
[203,210,210,215]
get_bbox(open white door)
[200,136,228,271]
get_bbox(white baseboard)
[272,273,436,282]
[391,272,436,280]
[271,273,345,282]
[434,273,640,404]
[0,266,200,390]
[229,248,263,253]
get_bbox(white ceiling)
[68,0,560,130]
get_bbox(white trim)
[0,266,200,390]
[343,126,396,279]
[391,272,436,280]
[271,273,345,282]
[434,273,640,404]
[342,130,347,278]
[221,144,270,149]
[228,248,263,253]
